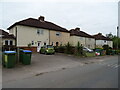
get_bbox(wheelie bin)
[3,51,16,68]
[21,50,32,65]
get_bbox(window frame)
[9,40,13,45]
[56,32,61,36]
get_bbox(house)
[69,28,95,49]
[0,29,16,51]
[93,33,113,48]
[7,16,70,52]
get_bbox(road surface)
[3,55,118,88]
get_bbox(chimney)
[98,33,102,35]
[38,16,45,21]
[75,27,80,32]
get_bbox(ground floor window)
[10,40,13,45]
[5,40,8,45]
[44,42,46,45]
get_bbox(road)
[3,55,118,88]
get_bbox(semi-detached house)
[93,33,113,48]
[0,29,16,51]
[7,16,70,52]
[69,28,95,49]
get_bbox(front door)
[37,41,41,52]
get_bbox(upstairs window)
[37,30,40,34]
[88,38,91,41]
[37,29,44,35]
[56,32,61,36]
[104,40,106,43]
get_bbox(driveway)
[2,53,83,83]
[2,53,117,85]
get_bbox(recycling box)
[3,51,16,68]
[21,50,32,65]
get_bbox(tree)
[112,36,120,49]
[106,32,120,49]
[106,32,113,39]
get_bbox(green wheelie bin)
[3,51,16,68]
[22,50,32,65]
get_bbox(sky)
[0,0,119,36]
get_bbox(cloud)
[1,1,118,36]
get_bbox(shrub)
[102,45,112,55]
[74,42,83,56]
[58,46,66,53]
[65,42,73,54]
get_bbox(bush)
[74,42,83,56]
[102,45,112,55]
[65,42,73,54]
[114,49,120,54]
[54,46,66,53]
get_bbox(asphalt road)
[3,55,118,88]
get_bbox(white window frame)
[37,29,44,35]
[5,40,13,45]
[56,32,61,36]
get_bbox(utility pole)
[117,26,119,49]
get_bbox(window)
[56,32,61,36]
[31,41,34,45]
[37,29,44,35]
[5,40,8,45]
[44,42,46,45]
[88,38,91,41]
[80,37,83,40]
[37,30,40,34]
[5,40,13,45]
[104,40,106,43]
[10,40,13,45]
[41,30,43,34]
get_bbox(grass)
[85,52,96,57]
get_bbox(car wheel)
[45,51,47,55]
[40,50,42,54]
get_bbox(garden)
[54,42,120,57]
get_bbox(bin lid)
[23,50,32,53]
[4,51,16,53]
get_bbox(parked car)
[83,47,94,53]
[40,45,55,54]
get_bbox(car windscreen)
[47,45,53,48]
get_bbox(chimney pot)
[75,27,80,32]
[38,16,45,21]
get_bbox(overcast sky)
[0,0,118,36]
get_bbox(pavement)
[2,53,119,88]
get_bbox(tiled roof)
[70,28,94,38]
[7,18,69,32]
[93,33,112,41]
[0,29,15,39]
